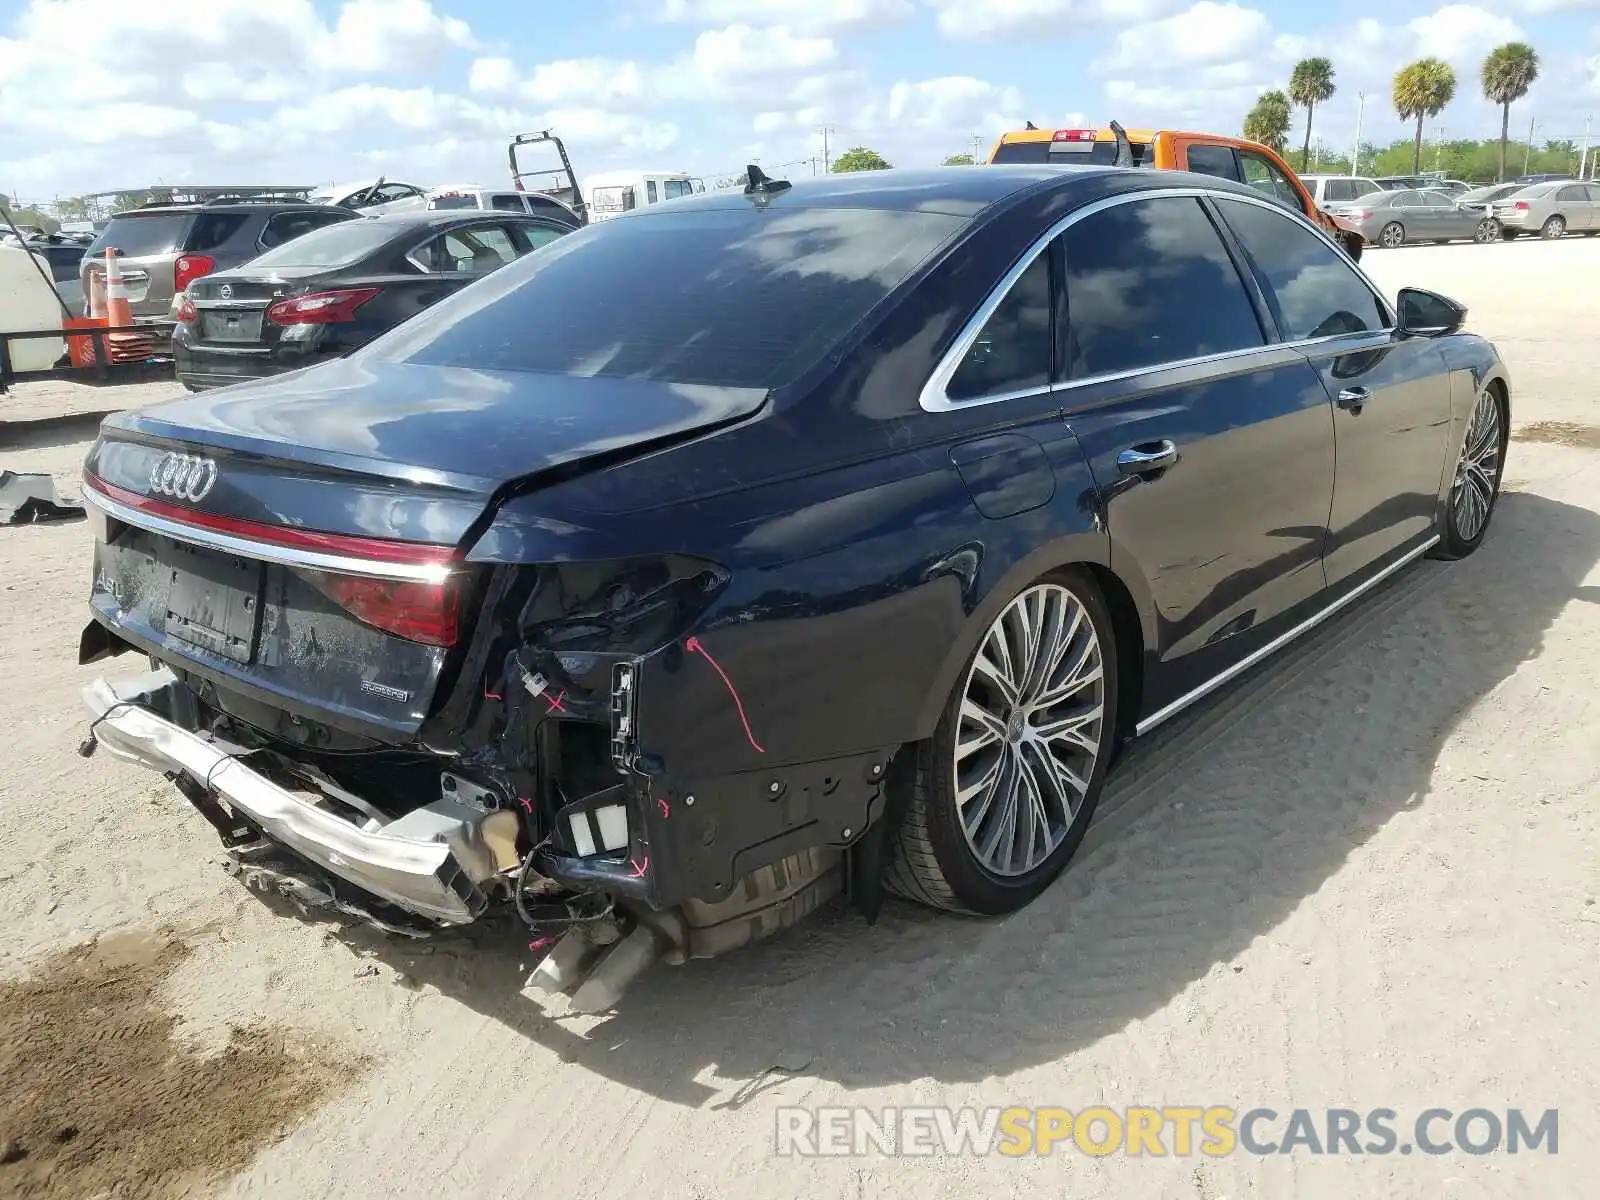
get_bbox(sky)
[2,0,1599,203]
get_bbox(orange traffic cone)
[102,247,153,364]
[66,254,110,369]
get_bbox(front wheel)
[885,569,1119,914]
[1379,221,1406,248]
[1473,218,1498,244]
[1432,386,1508,561]
[1541,215,1566,239]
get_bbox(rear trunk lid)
[83,357,767,739]
[185,266,353,350]
[81,211,192,319]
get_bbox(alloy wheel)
[1380,222,1405,248]
[954,583,1105,878]
[1451,389,1502,543]
[1474,219,1497,244]
[1542,216,1565,239]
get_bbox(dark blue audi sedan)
[77,163,1508,1002]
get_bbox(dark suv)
[79,199,360,339]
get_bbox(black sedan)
[172,209,577,390]
[77,166,1509,1000]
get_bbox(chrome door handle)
[1117,440,1179,476]
[1337,386,1371,412]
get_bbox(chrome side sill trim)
[83,487,452,584]
[1134,535,1439,737]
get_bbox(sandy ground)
[1,239,1597,1199]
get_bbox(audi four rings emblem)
[149,453,218,502]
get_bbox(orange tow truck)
[987,124,1365,261]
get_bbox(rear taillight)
[266,287,381,326]
[1513,201,1530,211]
[1350,209,1374,220]
[303,571,461,647]
[173,254,215,292]
[174,295,197,323]
[82,469,462,647]
[1051,128,1097,142]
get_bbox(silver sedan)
[1490,181,1600,240]
[1324,187,1500,248]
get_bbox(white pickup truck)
[423,184,581,225]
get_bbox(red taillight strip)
[82,469,457,583]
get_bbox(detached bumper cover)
[83,669,487,925]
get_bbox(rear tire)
[1379,221,1405,248]
[885,568,1119,915]
[1472,218,1498,244]
[1541,215,1566,239]
[1500,228,1520,241]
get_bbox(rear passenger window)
[1061,196,1263,379]
[491,194,524,211]
[1216,197,1388,341]
[947,253,1051,401]
[647,181,659,203]
[184,213,248,252]
[1186,144,1240,182]
[260,210,349,249]
[1324,180,1352,202]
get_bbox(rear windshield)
[244,218,398,269]
[377,205,967,389]
[990,138,1152,166]
[86,212,192,259]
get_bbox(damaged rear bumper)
[82,669,492,926]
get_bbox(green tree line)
[1245,41,1549,181]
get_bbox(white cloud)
[926,0,1187,40]
[1097,2,1272,71]
[1404,5,1522,61]
[688,23,837,77]
[324,0,475,72]
[658,0,913,34]
[467,56,517,95]
[521,58,646,106]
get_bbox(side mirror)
[1396,287,1466,338]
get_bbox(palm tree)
[1289,57,1336,171]
[1481,42,1539,182]
[1393,58,1457,174]
[1243,90,1292,154]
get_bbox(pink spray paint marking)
[528,935,556,955]
[628,856,650,879]
[657,797,670,820]
[684,636,765,754]
[544,689,567,715]
[517,796,535,815]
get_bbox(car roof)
[621,165,1120,218]
[109,200,336,215]
[355,209,565,230]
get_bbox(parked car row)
[1300,174,1600,247]
[70,185,585,390]
[173,209,575,389]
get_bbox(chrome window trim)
[918,187,1401,415]
[83,488,454,584]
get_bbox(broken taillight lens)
[300,571,461,647]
